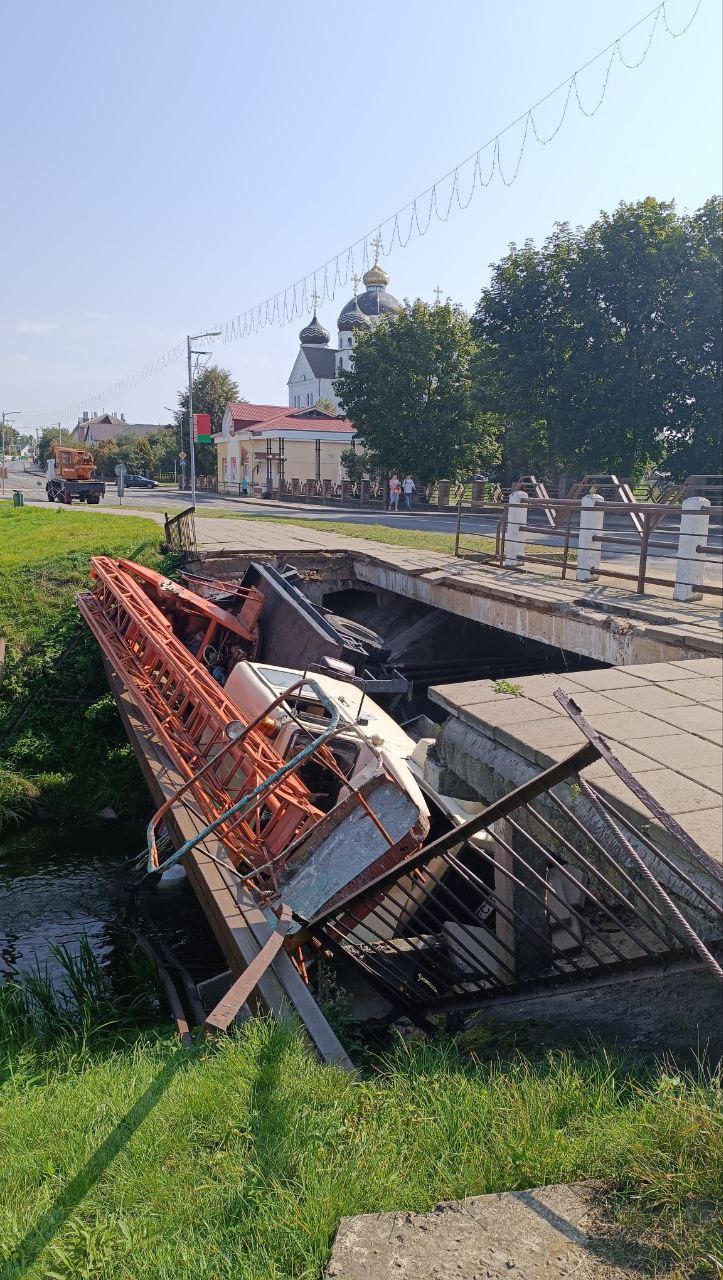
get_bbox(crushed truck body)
[77,556,722,1044]
[77,557,430,1022]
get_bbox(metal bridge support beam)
[674,496,710,603]
[576,493,605,582]
[503,490,527,568]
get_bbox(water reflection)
[0,819,223,984]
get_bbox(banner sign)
[193,413,212,443]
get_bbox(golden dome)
[363,261,389,288]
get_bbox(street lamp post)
[187,331,221,509]
[1,411,21,496]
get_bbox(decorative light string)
[30,0,704,427]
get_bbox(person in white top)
[389,472,401,510]
[402,475,415,510]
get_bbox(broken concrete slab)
[325,1182,664,1279]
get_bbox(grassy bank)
[216,513,570,562]
[0,506,169,829]
[0,993,720,1280]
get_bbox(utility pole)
[186,331,220,508]
[1,410,21,497]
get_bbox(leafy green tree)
[340,446,368,485]
[472,225,579,486]
[146,427,181,477]
[336,301,500,486]
[174,365,242,476]
[91,433,155,479]
[313,396,338,416]
[36,427,64,467]
[660,197,722,477]
[0,423,22,456]
[473,197,723,483]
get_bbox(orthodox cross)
[433,285,443,305]
[351,272,361,297]
[310,288,321,312]
[370,233,384,263]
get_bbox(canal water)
[0,818,224,986]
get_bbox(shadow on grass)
[1,1046,189,1278]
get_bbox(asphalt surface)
[4,461,721,582]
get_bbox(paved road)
[5,461,721,585]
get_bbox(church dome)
[363,261,390,288]
[299,312,330,346]
[338,288,401,328]
[338,301,372,334]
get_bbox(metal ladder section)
[77,556,321,881]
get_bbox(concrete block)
[693,766,723,792]
[534,691,624,716]
[619,767,722,816]
[465,699,555,730]
[619,660,700,682]
[505,718,585,753]
[326,1181,664,1279]
[664,676,723,702]
[676,657,723,675]
[668,806,723,862]
[604,685,692,713]
[627,732,721,775]
[652,704,723,734]
[497,672,586,699]
[564,668,647,691]
[586,710,680,742]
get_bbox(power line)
[30,0,704,427]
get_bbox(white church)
[287,248,402,411]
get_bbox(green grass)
[0,506,171,828]
[0,1000,720,1280]
[214,513,502,557]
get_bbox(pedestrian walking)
[402,475,415,510]
[389,472,401,511]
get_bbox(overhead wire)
[29,0,704,427]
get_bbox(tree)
[472,197,723,483]
[91,433,155,478]
[37,427,64,467]
[472,224,581,486]
[340,447,368,485]
[335,301,500,486]
[146,427,181,477]
[174,365,242,476]
[0,422,22,456]
[313,396,337,416]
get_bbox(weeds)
[0,936,159,1051]
[494,678,523,695]
[0,1017,720,1279]
[0,507,169,830]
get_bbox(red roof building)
[215,402,356,494]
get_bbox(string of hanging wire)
[30,0,704,426]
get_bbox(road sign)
[114,463,126,478]
[115,461,126,501]
[178,450,187,461]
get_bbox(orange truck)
[46,443,106,505]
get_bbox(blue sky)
[2,0,721,431]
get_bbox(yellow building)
[214,403,355,495]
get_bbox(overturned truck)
[77,557,723,1048]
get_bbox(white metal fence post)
[503,490,528,568]
[576,493,605,583]
[674,496,711,602]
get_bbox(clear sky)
[2,0,721,431]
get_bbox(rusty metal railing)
[294,705,722,1026]
[163,505,197,554]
